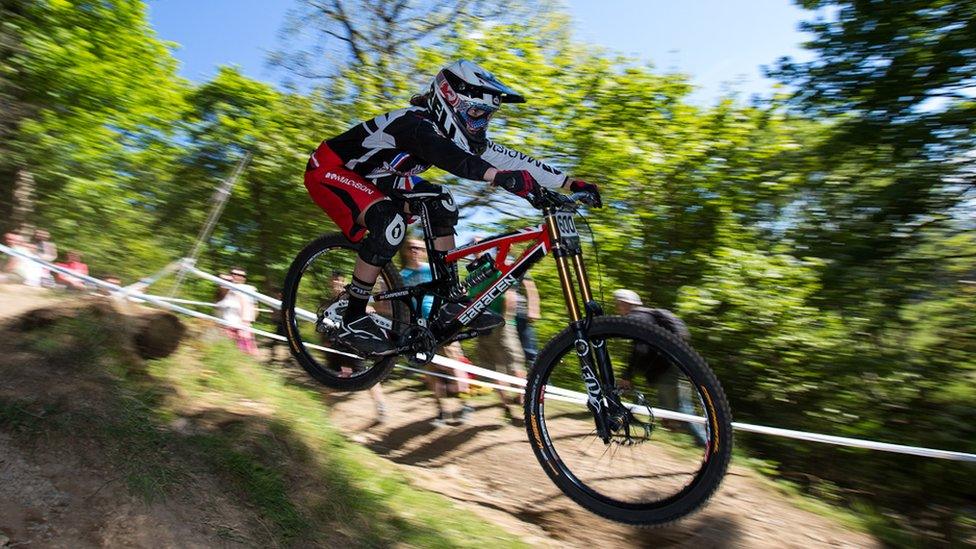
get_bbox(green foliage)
[0,0,187,278]
[1,0,972,544]
[162,67,332,293]
[772,0,976,311]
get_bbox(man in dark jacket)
[613,289,707,445]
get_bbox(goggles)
[458,100,499,131]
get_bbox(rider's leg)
[410,180,459,272]
[346,198,406,322]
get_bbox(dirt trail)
[0,284,60,318]
[326,379,880,548]
[0,290,879,547]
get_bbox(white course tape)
[183,263,319,322]
[137,295,218,307]
[0,245,359,360]
[2,244,974,462]
[728,422,976,461]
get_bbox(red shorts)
[304,144,384,242]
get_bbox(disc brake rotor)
[609,390,654,446]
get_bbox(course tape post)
[1,244,973,463]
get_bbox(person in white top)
[230,267,259,355]
[215,274,247,350]
[2,233,43,287]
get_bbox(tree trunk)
[252,178,273,293]
[0,166,15,234]
[10,167,35,232]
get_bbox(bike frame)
[374,194,620,439]
[376,198,596,337]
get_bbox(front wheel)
[524,315,732,526]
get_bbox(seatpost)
[416,200,444,280]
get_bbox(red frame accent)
[443,224,552,323]
[445,224,550,274]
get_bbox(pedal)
[446,329,488,343]
[317,297,347,333]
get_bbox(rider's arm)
[480,141,569,189]
[397,115,498,182]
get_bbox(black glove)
[493,170,540,203]
[569,179,602,207]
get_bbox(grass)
[152,337,528,547]
[1,308,529,547]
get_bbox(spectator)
[399,238,433,319]
[471,260,526,423]
[102,275,124,299]
[2,232,24,283]
[426,342,476,426]
[2,232,42,286]
[215,273,248,351]
[613,289,706,445]
[55,251,89,290]
[514,274,541,368]
[398,237,466,425]
[267,288,288,364]
[32,229,58,288]
[230,267,258,356]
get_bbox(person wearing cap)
[613,289,706,444]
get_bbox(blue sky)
[146,0,814,105]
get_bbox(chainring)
[401,325,437,365]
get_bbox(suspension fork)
[546,212,616,442]
[572,252,616,390]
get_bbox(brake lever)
[570,191,600,208]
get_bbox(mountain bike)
[281,186,732,526]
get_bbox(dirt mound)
[4,297,185,360]
[0,297,532,548]
[0,299,262,547]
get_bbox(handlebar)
[532,187,600,211]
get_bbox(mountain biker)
[304,59,601,355]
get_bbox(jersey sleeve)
[481,141,569,189]
[391,114,495,181]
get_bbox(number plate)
[554,211,579,239]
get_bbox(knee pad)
[415,183,458,237]
[358,200,405,266]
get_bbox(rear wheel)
[281,233,408,391]
[524,315,732,526]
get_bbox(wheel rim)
[287,242,403,381]
[534,330,718,510]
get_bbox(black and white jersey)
[324,106,568,191]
